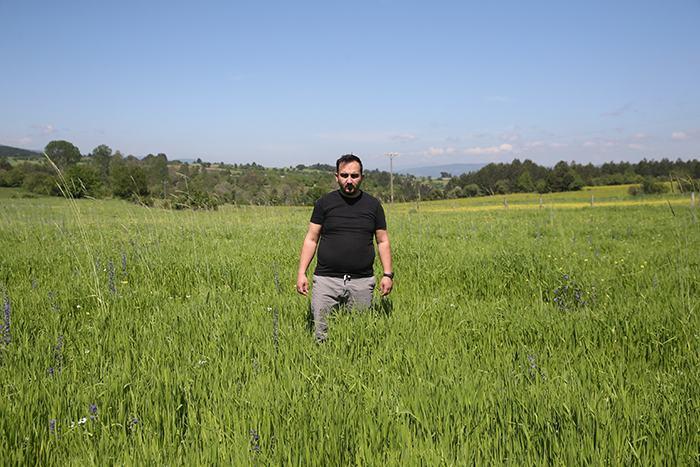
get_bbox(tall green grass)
[0,193,698,465]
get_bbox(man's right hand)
[296,274,309,295]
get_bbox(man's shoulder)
[357,191,383,209]
[359,191,380,203]
[315,190,341,206]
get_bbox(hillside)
[0,145,43,159]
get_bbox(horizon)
[1,1,698,172]
[3,142,698,177]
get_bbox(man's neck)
[339,190,362,199]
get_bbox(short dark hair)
[336,154,363,173]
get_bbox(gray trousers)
[311,274,376,341]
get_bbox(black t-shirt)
[310,190,387,278]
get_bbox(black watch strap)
[383,272,394,279]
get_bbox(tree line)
[0,140,698,209]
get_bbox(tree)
[144,153,169,184]
[426,187,444,200]
[516,171,535,192]
[91,144,112,177]
[495,179,510,194]
[641,178,668,194]
[0,156,11,172]
[304,186,328,205]
[463,184,480,197]
[111,165,149,199]
[547,161,571,192]
[567,173,586,191]
[0,167,25,187]
[45,140,81,172]
[23,171,60,196]
[64,165,102,198]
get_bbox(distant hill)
[397,163,487,178]
[0,145,43,159]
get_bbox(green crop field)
[0,188,698,465]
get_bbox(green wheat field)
[0,187,698,465]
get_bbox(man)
[296,154,393,342]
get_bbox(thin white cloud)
[446,135,461,142]
[31,124,56,134]
[549,142,568,148]
[628,143,654,151]
[500,133,520,142]
[0,137,32,147]
[671,130,698,141]
[426,147,456,156]
[631,133,647,139]
[391,133,419,143]
[463,143,513,155]
[671,131,689,140]
[406,147,456,159]
[582,140,618,149]
[472,132,487,138]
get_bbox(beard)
[340,181,360,196]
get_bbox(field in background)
[0,190,698,465]
[391,184,698,213]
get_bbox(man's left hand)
[379,276,393,296]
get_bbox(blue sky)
[1,0,699,171]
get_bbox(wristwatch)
[383,272,394,279]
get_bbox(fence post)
[692,192,696,208]
[504,197,508,210]
[453,199,455,213]
[591,194,594,207]
[539,194,542,209]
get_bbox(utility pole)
[384,152,399,206]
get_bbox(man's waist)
[313,271,374,279]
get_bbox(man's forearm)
[377,241,392,274]
[298,240,317,275]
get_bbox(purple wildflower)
[553,274,590,311]
[49,419,60,438]
[48,292,60,312]
[53,334,63,373]
[249,430,260,457]
[89,404,98,424]
[108,260,116,294]
[273,261,281,296]
[528,350,537,378]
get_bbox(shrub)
[641,178,668,195]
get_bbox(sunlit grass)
[393,184,696,213]
[0,194,698,465]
